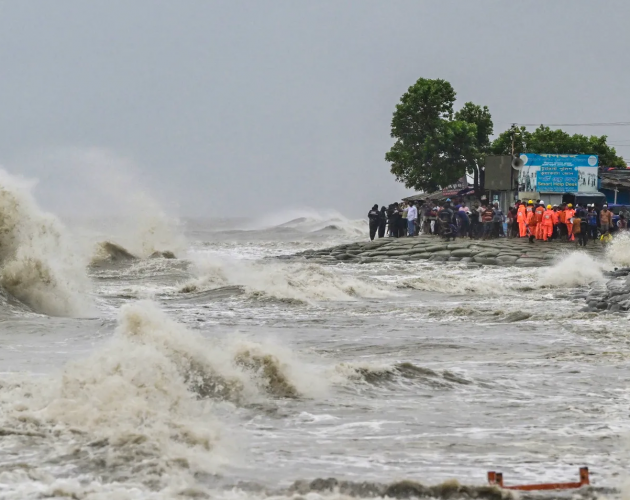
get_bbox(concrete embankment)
[288,235,604,267]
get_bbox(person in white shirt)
[406,202,418,236]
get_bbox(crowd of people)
[368,198,627,245]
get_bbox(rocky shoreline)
[287,235,604,268]
[585,268,630,312]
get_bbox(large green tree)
[454,102,493,191]
[386,78,487,193]
[491,125,626,168]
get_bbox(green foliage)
[454,103,494,189]
[491,125,626,168]
[386,78,485,193]
[454,103,493,151]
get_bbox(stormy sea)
[0,169,629,499]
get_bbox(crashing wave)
[0,301,325,489]
[0,169,92,316]
[179,254,391,303]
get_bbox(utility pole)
[511,123,516,157]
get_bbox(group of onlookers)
[367,199,505,241]
[367,202,419,240]
[368,198,626,245]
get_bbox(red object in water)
[487,467,590,490]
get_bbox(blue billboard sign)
[517,154,599,193]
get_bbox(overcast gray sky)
[1,0,629,219]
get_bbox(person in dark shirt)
[378,206,387,238]
[389,203,401,237]
[368,204,380,241]
[439,203,455,240]
[586,205,598,242]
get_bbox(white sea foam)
[538,251,605,287]
[0,168,93,316]
[27,148,187,258]
[607,232,630,268]
[181,252,391,302]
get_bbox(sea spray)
[607,231,630,268]
[180,252,392,302]
[538,251,605,287]
[31,148,187,259]
[0,169,92,316]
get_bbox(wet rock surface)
[287,235,604,268]
[584,267,630,313]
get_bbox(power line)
[515,122,630,127]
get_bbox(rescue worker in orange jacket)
[542,204,554,241]
[557,204,567,238]
[517,202,527,237]
[526,200,536,242]
[534,201,546,240]
[564,203,576,241]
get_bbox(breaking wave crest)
[0,301,327,491]
[333,361,472,389]
[180,254,391,303]
[538,251,605,287]
[0,169,92,316]
[258,209,367,236]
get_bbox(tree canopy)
[490,125,626,168]
[385,78,488,193]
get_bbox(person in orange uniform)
[551,205,560,240]
[534,201,546,240]
[526,200,536,242]
[517,201,527,237]
[557,203,567,238]
[541,204,554,241]
[564,203,576,241]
